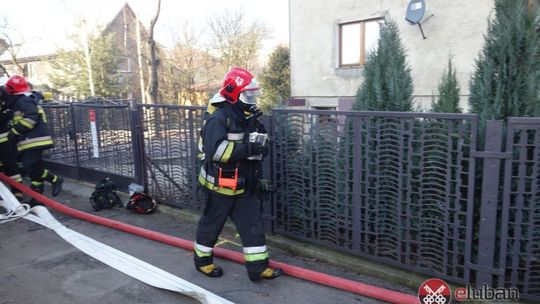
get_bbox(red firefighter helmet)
[219,67,260,104]
[126,192,157,214]
[5,75,30,95]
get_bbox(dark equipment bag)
[90,178,121,211]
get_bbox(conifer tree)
[431,57,462,113]
[469,0,540,121]
[49,24,124,99]
[354,19,414,112]
[259,45,290,112]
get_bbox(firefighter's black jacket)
[0,87,16,143]
[8,93,53,151]
[198,101,266,196]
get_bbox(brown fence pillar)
[473,120,509,287]
[261,115,275,234]
[130,102,147,191]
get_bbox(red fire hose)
[0,174,419,304]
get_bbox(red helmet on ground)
[126,192,157,214]
[219,67,260,104]
[5,75,30,95]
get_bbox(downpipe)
[0,174,419,304]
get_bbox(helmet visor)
[239,90,261,105]
[239,78,261,104]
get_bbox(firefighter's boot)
[196,264,223,278]
[194,250,223,278]
[42,170,63,197]
[51,176,63,197]
[248,267,283,282]
[28,182,44,207]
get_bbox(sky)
[1,0,289,60]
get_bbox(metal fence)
[499,118,540,296]
[42,103,540,301]
[44,103,136,189]
[272,109,478,283]
[138,105,206,210]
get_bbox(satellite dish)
[406,0,425,24]
[405,0,433,39]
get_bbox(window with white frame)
[339,18,383,67]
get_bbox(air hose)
[0,174,419,304]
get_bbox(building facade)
[0,55,55,89]
[289,0,494,111]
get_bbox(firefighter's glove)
[257,179,275,201]
[249,142,269,156]
[257,179,275,193]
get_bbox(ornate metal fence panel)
[71,104,135,177]
[272,109,478,283]
[43,104,78,165]
[43,103,135,188]
[139,105,206,209]
[499,117,540,300]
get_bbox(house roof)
[190,81,222,92]
[0,54,57,65]
[104,3,149,38]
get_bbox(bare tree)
[161,24,221,105]
[146,0,161,104]
[0,18,25,76]
[0,37,9,75]
[136,13,147,103]
[80,19,96,96]
[207,9,272,73]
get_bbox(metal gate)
[137,104,206,210]
[44,103,135,189]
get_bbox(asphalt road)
[0,180,414,304]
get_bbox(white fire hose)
[0,182,234,304]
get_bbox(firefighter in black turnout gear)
[4,75,63,204]
[0,76,23,200]
[194,67,282,281]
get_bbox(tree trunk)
[81,20,95,97]
[0,64,9,77]
[136,14,146,104]
[146,0,161,104]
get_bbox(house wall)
[289,0,494,111]
[104,4,146,102]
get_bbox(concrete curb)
[61,178,430,292]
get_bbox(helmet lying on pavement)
[126,192,157,214]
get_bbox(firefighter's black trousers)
[0,140,22,196]
[0,140,20,178]
[20,149,57,193]
[195,190,268,276]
